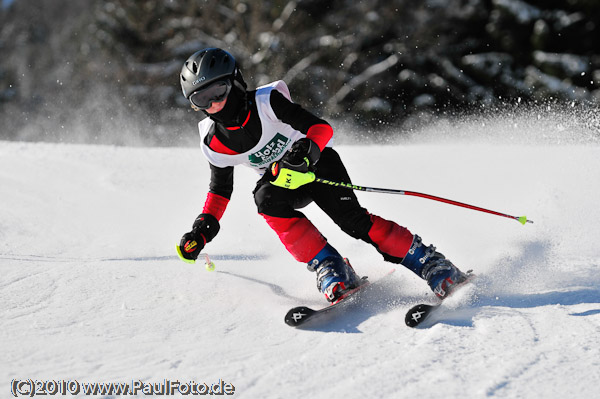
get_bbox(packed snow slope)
[1,111,599,398]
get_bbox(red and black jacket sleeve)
[202,164,233,221]
[269,90,333,151]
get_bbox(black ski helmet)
[180,48,246,99]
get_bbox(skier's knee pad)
[253,183,272,213]
[335,208,373,241]
[254,180,312,217]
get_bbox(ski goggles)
[189,80,232,110]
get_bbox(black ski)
[285,269,395,327]
[405,303,442,327]
[405,272,475,328]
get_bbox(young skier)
[176,48,468,302]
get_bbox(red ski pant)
[254,148,414,263]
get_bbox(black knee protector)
[336,208,373,242]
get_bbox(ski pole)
[314,177,533,225]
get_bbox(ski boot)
[307,243,362,302]
[401,235,469,299]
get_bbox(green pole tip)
[518,216,528,225]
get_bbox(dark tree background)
[1,0,599,145]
